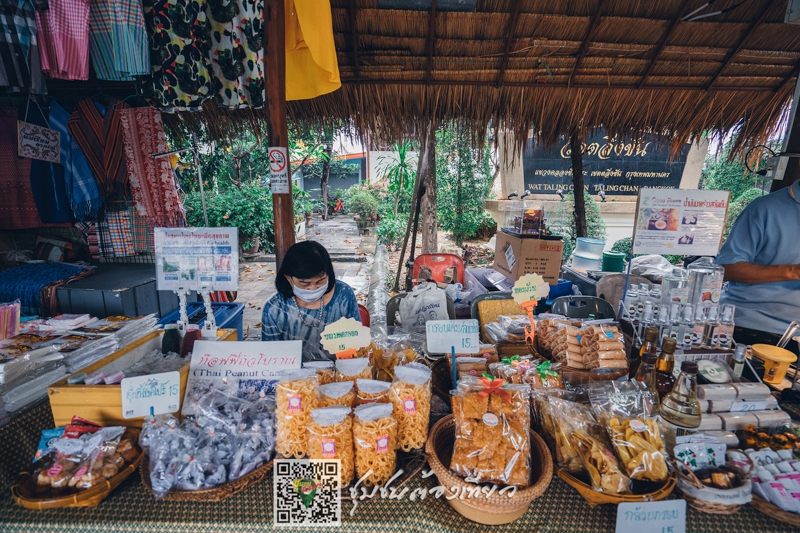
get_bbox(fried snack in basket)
[573,427,630,494]
[335,358,372,382]
[450,375,531,487]
[308,407,355,486]
[316,381,356,409]
[303,361,336,385]
[524,360,565,390]
[276,369,319,458]
[547,395,596,474]
[389,364,432,451]
[353,403,397,487]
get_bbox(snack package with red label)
[307,406,354,486]
[450,375,531,487]
[275,369,318,458]
[353,403,397,487]
[63,415,102,439]
[389,363,431,452]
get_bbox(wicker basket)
[557,468,676,507]
[140,456,272,502]
[425,415,553,524]
[672,457,752,515]
[431,357,453,406]
[11,428,142,510]
[750,494,800,527]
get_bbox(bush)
[376,214,407,251]
[548,191,607,260]
[184,185,275,252]
[345,188,379,221]
[723,188,765,239]
[611,237,683,265]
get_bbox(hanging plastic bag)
[397,282,449,334]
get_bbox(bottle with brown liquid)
[634,352,659,402]
[655,337,678,400]
[630,327,659,378]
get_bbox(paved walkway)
[236,214,375,339]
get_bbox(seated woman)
[261,241,361,361]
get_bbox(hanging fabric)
[285,0,340,101]
[66,98,130,204]
[139,0,214,112]
[207,0,265,108]
[100,210,135,257]
[129,208,154,253]
[19,101,74,223]
[0,108,42,229]
[35,0,90,80]
[118,107,186,227]
[0,0,46,93]
[87,0,149,81]
[49,101,104,220]
[74,221,100,259]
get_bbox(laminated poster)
[154,227,239,291]
[632,189,730,256]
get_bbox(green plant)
[376,140,418,216]
[548,191,607,260]
[376,213,408,251]
[610,237,683,265]
[184,185,275,252]
[346,188,379,221]
[723,188,765,239]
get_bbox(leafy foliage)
[375,140,418,216]
[548,191,607,260]
[345,187,379,220]
[610,237,683,265]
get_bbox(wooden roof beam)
[706,0,780,90]
[425,0,437,84]
[777,61,800,92]
[638,0,691,89]
[348,0,360,79]
[568,0,606,87]
[495,0,523,87]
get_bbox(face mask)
[293,283,328,303]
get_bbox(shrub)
[346,188,379,221]
[548,191,607,260]
[376,214,408,251]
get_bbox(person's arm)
[722,262,800,284]
[261,298,283,341]
[339,282,362,323]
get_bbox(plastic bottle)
[640,327,660,357]
[667,302,681,341]
[691,305,706,349]
[634,352,659,402]
[677,304,695,352]
[730,344,746,379]
[659,360,701,428]
[624,287,639,320]
[649,286,662,317]
[686,258,725,310]
[713,304,735,350]
[655,306,670,341]
[636,284,649,318]
[703,304,719,349]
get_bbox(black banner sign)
[523,131,691,196]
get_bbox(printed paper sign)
[512,273,550,304]
[616,500,686,533]
[504,244,516,269]
[632,189,730,256]
[17,121,60,163]
[269,146,290,194]
[426,319,479,354]
[182,340,301,415]
[120,371,181,419]
[154,227,238,291]
[320,317,371,353]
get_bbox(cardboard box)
[48,328,237,427]
[492,231,564,283]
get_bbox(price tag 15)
[320,317,372,354]
[426,319,479,354]
[616,500,686,533]
[120,371,181,419]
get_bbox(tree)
[376,140,417,216]
[549,191,607,260]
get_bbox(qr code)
[274,459,341,527]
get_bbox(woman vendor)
[261,241,361,360]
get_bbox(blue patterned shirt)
[261,280,361,361]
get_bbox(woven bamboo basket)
[750,494,800,527]
[340,450,427,501]
[431,357,453,406]
[425,415,553,524]
[140,456,272,502]
[11,428,142,510]
[557,468,676,508]
[672,456,752,515]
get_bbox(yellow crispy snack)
[276,373,319,458]
[308,415,355,486]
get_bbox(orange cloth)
[285,0,341,100]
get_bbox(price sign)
[616,500,686,533]
[512,273,550,304]
[320,317,372,354]
[121,371,181,419]
[426,319,479,354]
[730,401,770,412]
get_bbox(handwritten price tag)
[320,317,372,354]
[730,401,770,412]
[512,273,550,304]
[616,500,685,533]
[426,319,479,354]
[120,371,181,419]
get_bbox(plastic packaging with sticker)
[335,357,371,382]
[275,369,318,458]
[353,403,397,487]
[355,378,392,405]
[389,364,432,451]
[308,406,354,485]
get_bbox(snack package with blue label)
[34,426,65,461]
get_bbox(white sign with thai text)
[120,371,181,419]
[616,500,686,533]
[426,319,479,354]
[269,146,290,194]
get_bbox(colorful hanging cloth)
[129,208,154,252]
[49,101,104,220]
[139,0,214,112]
[87,0,149,81]
[100,209,135,257]
[67,98,130,203]
[207,0,265,108]
[35,0,90,80]
[0,108,42,229]
[118,107,186,227]
[285,0,340,101]
[0,0,45,93]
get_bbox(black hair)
[275,241,336,298]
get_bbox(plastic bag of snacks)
[389,363,432,451]
[275,369,319,458]
[303,360,335,385]
[373,341,417,382]
[316,381,356,408]
[524,360,565,390]
[355,379,392,405]
[450,375,531,487]
[577,323,627,371]
[353,403,397,487]
[573,422,631,494]
[589,383,668,483]
[546,396,596,474]
[489,355,534,384]
[307,407,355,486]
[335,357,372,382]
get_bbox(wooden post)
[421,122,437,254]
[570,132,588,238]
[320,141,332,220]
[265,0,295,269]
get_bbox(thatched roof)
[47,0,800,151]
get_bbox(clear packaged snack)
[275,369,319,458]
[389,364,432,451]
[353,403,397,487]
[335,358,372,382]
[316,381,356,409]
[304,360,336,385]
[308,407,355,486]
[355,379,392,405]
[373,342,417,382]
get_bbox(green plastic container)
[602,251,626,272]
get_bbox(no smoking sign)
[269,146,290,194]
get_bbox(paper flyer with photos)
[632,189,730,256]
[154,227,238,291]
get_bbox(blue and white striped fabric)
[261,280,362,361]
[88,0,149,81]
